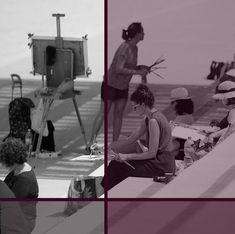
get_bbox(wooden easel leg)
[33,97,54,168]
[72,96,89,149]
[20,85,22,98]
[11,85,14,100]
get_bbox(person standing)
[108,22,149,141]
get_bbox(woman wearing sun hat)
[183,79,235,165]
[169,87,195,160]
[170,87,194,125]
[209,70,235,134]
[209,80,235,143]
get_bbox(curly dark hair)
[130,84,155,108]
[122,22,143,41]
[172,99,194,115]
[0,138,28,167]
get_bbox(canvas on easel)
[31,36,88,78]
[46,48,74,87]
[28,14,90,166]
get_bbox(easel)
[33,14,89,167]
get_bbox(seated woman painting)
[105,84,175,190]
[184,80,235,164]
[0,138,39,232]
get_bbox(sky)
[108,0,235,85]
[1,0,235,85]
[0,0,104,81]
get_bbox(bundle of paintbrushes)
[148,55,166,79]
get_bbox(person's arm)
[208,127,228,142]
[119,119,160,160]
[110,119,147,149]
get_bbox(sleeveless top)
[145,110,172,153]
[108,41,138,90]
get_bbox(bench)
[108,177,165,198]
[109,131,235,198]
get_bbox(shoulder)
[16,170,37,182]
[148,118,160,128]
[117,42,131,54]
[150,111,170,128]
[153,110,169,121]
[151,110,162,120]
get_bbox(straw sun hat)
[170,87,191,102]
[213,80,235,100]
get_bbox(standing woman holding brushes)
[107,22,149,141]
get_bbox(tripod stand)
[32,14,89,167]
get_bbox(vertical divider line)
[104,0,109,233]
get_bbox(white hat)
[213,80,235,100]
[170,87,191,101]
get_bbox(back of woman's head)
[0,138,27,167]
[173,99,194,115]
[122,22,143,41]
[130,84,155,108]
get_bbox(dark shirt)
[0,180,30,234]
[218,114,229,129]
[4,170,39,198]
[4,171,38,233]
[0,180,15,198]
[0,202,31,234]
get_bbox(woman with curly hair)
[0,138,38,233]
[106,84,175,190]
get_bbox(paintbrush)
[109,150,135,170]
